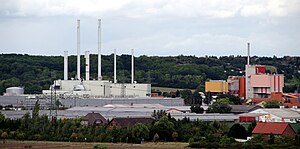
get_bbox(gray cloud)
[0,0,299,56]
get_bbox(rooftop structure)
[229,105,261,114]
[239,108,300,123]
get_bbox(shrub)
[93,144,107,149]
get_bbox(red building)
[252,122,296,138]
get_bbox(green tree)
[247,121,257,136]
[216,94,242,105]
[151,110,167,120]
[175,90,180,97]
[153,116,175,141]
[207,99,232,113]
[268,133,275,144]
[264,100,281,108]
[190,105,204,113]
[228,123,247,139]
[132,123,149,143]
[180,89,193,100]
[32,99,40,119]
[0,112,5,122]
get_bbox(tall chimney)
[247,42,250,65]
[98,19,102,80]
[131,49,134,84]
[245,42,250,100]
[85,51,90,81]
[114,49,117,83]
[64,51,68,80]
[77,19,81,80]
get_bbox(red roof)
[252,122,291,135]
[250,98,285,104]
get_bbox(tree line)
[0,54,299,94]
[1,110,300,148]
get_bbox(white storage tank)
[5,87,24,96]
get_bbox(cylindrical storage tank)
[6,87,24,96]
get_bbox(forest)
[0,54,299,94]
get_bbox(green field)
[0,140,189,149]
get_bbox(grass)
[0,140,189,149]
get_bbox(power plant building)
[228,43,284,100]
[42,19,151,98]
[206,43,285,100]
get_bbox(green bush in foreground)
[93,144,107,149]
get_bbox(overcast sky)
[0,0,299,57]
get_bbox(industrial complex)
[205,43,285,100]
[1,20,300,133]
[42,20,151,98]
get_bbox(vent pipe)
[247,43,250,65]
[131,49,134,84]
[77,19,81,80]
[64,51,68,80]
[85,51,90,81]
[114,49,117,83]
[98,19,102,80]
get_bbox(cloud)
[240,0,300,17]
[0,0,299,57]
[1,0,299,18]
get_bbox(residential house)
[81,112,107,125]
[106,117,154,130]
[252,122,296,138]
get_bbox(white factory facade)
[42,19,151,98]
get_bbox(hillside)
[0,54,299,94]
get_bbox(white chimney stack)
[85,51,90,81]
[247,42,250,65]
[114,49,117,83]
[98,19,102,80]
[64,51,68,80]
[131,49,134,84]
[77,19,81,80]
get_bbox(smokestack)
[85,51,90,81]
[247,42,250,65]
[131,49,134,84]
[77,19,81,80]
[98,19,102,80]
[114,49,117,83]
[64,51,68,80]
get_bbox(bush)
[242,143,264,149]
[93,144,107,149]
